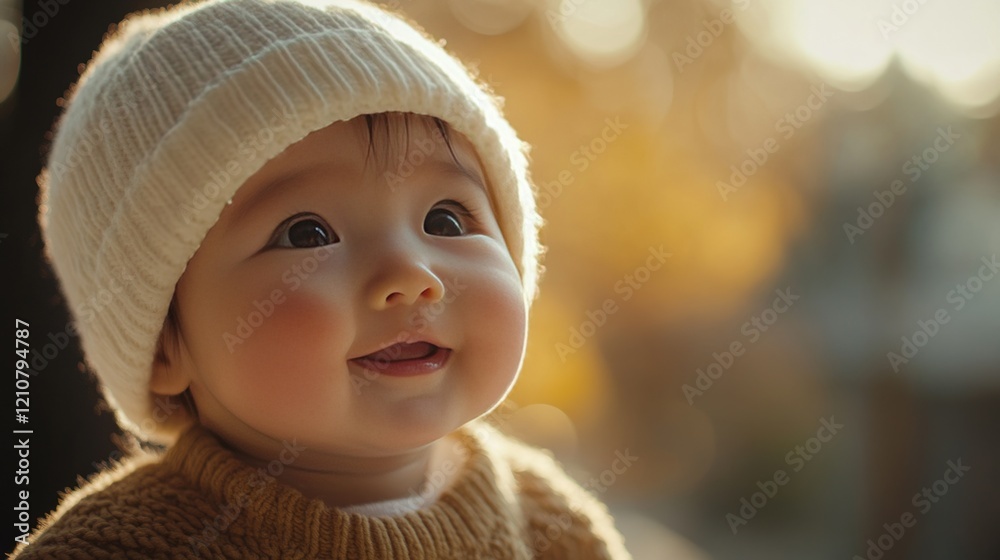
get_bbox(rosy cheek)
[230,290,344,414]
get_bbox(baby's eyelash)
[266,212,332,246]
[437,199,480,222]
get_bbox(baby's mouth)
[354,341,440,363]
[350,341,452,377]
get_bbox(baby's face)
[163,114,526,456]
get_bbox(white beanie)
[39,0,542,440]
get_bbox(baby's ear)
[151,355,192,395]
[150,314,192,395]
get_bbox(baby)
[14,0,632,558]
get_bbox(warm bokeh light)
[787,1,891,90]
[502,402,580,457]
[547,0,647,68]
[446,0,533,36]
[736,0,1000,112]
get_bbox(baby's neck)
[228,437,444,509]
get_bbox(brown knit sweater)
[10,421,632,559]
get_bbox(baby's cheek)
[463,268,526,393]
[230,290,345,414]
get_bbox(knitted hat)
[39,0,542,441]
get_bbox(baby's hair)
[362,112,461,169]
[152,112,469,431]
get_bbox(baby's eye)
[272,214,338,248]
[424,202,472,237]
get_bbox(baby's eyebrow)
[423,159,488,195]
[225,167,317,227]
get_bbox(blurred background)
[3,0,999,558]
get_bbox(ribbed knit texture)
[39,0,543,442]
[11,422,631,559]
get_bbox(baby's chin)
[348,406,475,455]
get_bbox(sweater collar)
[161,421,529,558]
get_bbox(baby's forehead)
[270,114,483,182]
[223,114,489,220]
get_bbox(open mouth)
[350,341,452,377]
[356,341,439,363]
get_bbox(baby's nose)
[364,253,445,309]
